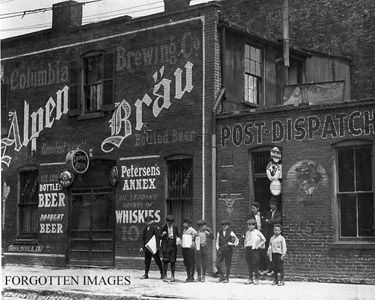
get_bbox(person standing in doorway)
[195,220,214,282]
[140,216,163,279]
[161,215,179,282]
[215,220,239,283]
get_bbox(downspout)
[211,23,226,274]
[283,0,290,84]
[211,87,225,273]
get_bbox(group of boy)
[140,215,213,282]
[140,198,286,285]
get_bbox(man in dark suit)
[161,215,180,282]
[140,216,163,279]
[264,197,282,275]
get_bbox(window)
[244,44,262,105]
[69,51,114,116]
[166,157,193,230]
[18,168,39,239]
[337,144,374,238]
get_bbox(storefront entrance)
[69,187,114,267]
[67,159,116,267]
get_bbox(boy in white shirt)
[268,224,287,286]
[182,218,197,282]
[244,218,266,285]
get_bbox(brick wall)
[216,100,375,283]
[221,0,375,99]
[1,3,220,267]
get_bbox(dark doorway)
[68,159,115,267]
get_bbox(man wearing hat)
[264,197,282,275]
[161,215,179,282]
[195,220,214,282]
[215,220,239,283]
[140,216,163,279]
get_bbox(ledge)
[329,242,375,250]
[77,112,105,120]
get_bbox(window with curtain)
[337,144,374,238]
[18,168,39,239]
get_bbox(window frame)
[17,167,39,240]
[244,44,263,106]
[333,139,375,242]
[165,155,194,231]
[82,51,105,115]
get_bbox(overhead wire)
[0,0,373,33]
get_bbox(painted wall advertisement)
[116,158,163,253]
[38,166,67,238]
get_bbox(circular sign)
[266,161,281,181]
[58,170,74,187]
[109,166,119,186]
[270,147,282,163]
[270,180,282,196]
[65,149,89,174]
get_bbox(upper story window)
[244,44,262,105]
[336,142,374,239]
[84,54,104,113]
[69,51,114,117]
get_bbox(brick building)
[1,0,374,283]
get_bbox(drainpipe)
[283,0,290,85]
[211,87,225,273]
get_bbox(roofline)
[1,1,221,44]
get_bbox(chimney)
[52,1,83,32]
[163,0,191,13]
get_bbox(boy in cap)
[244,218,266,285]
[195,220,214,282]
[264,197,282,275]
[250,201,267,274]
[267,224,287,286]
[140,216,163,279]
[161,215,179,282]
[182,218,197,282]
[215,220,239,283]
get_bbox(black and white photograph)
[1,0,374,299]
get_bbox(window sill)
[77,112,105,120]
[241,101,260,109]
[329,241,375,250]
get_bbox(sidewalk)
[2,265,375,300]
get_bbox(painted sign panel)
[38,167,67,236]
[116,157,163,254]
[283,81,344,106]
[220,109,375,147]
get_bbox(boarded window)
[337,145,374,237]
[19,169,39,238]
